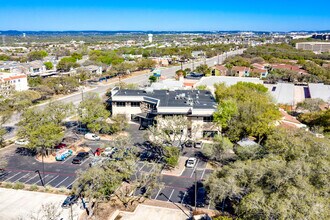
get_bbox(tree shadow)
[15,147,37,156]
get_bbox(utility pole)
[42,147,46,185]
[194,170,197,211]
[217,54,219,65]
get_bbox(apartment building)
[0,72,28,97]
[109,88,219,138]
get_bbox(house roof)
[213,65,227,71]
[232,66,250,72]
[264,83,295,105]
[308,83,330,102]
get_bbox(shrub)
[13,182,25,190]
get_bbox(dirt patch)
[99,132,129,141]
[161,156,188,176]
[35,141,90,163]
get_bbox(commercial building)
[296,42,330,53]
[109,88,218,138]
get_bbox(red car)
[94,148,105,156]
[55,143,67,150]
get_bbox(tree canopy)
[78,93,110,133]
[206,129,330,220]
[213,82,281,142]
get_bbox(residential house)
[211,65,228,76]
[82,65,103,75]
[109,88,218,139]
[231,66,251,77]
[271,64,308,75]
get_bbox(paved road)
[3,49,244,140]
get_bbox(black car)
[185,140,195,148]
[72,152,89,164]
[61,195,79,208]
[140,151,159,162]
[196,187,208,207]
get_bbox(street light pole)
[194,170,197,211]
[42,147,46,185]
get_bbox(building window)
[131,102,140,107]
[203,131,218,138]
[116,102,126,107]
[203,116,213,122]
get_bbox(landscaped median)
[161,156,188,176]
[0,181,70,195]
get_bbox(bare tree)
[22,202,62,220]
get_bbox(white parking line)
[200,169,206,180]
[154,188,162,200]
[66,178,77,188]
[190,159,199,178]
[139,163,147,171]
[61,156,72,164]
[33,174,49,184]
[14,173,30,182]
[181,191,187,204]
[79,158,90,166]
[54,176,69,188]
[46,175,60,186]
[167,189,175,202]
[24,174,38,184]
[4,172,21,182]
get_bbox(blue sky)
[1,0,329,31]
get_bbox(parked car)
[140,151,159,162]
[72,152,90,164]
[0,168,7,178]
[84,133,100,141]
[94,147,105,156]
[75,127,89,134]
[55,149,73,161]
[186,157,197,168]
[61,195,79,208]
[15,139,29,146]
[196,187,208,207]
[185,140,195,148]
[195,141,203,149]
[101,147,116,157]
[89,157,109,167]
[55,143,67,150]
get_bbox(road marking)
[46,175,60,186]
[79,158,90,166]
[200,169,206,180]
[190,159,199,178]
[154,188,162,200]
[4,172,21,182]
[33,174,49,184]
[61,155,72,164]
[54,176,69,188]
[14,173,30,182]
[139,163,147,171]
[24,174,38,184]
[181,191,187,205]
[167,189,175,202]
[66,178,78,188]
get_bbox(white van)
[84,133,100,141]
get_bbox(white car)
[15,139,29,146]
[101,147,115,157]
[195,141,203,149]
[84,133,100,141]
[186,157,197,168]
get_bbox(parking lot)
[134,146,213,208]
[1,123,213,209]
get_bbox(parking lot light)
[35,170,45,187]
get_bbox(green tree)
[78,93,110,133]
[206,129,330,220]
[17,102,72,150]
[213,82,280,142]
[43,61,53,70]
[163,146,180,168]
[27,50,48,61]
[44,76,79,95]
[202,136,234,163]
[195,64,211,75]
[296,98,325,112]
[27,76,42,87]
[71,52,83,60]
[149,75,157,83]
[56,57,80,72]
[136,58,156,70]
[9,90,42,112]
